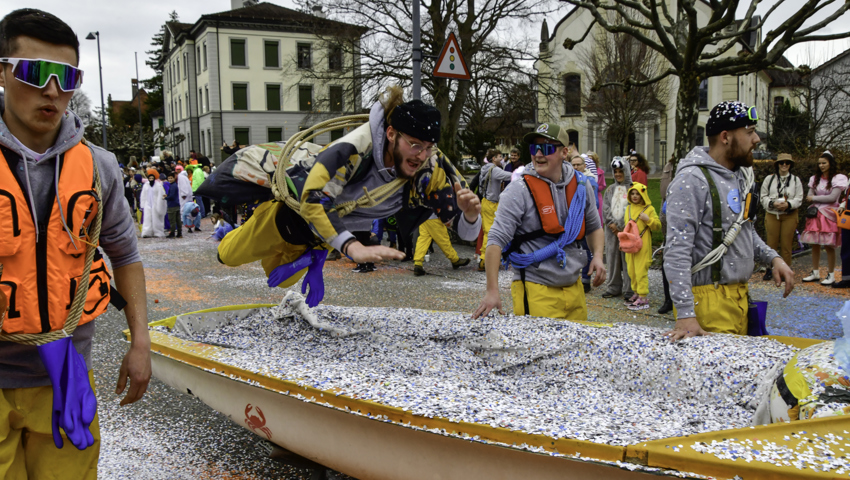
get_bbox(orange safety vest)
[524,173,586,241]
[0,143,112,335]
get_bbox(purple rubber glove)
[268,250,315,288]
[37,336,97,450]
[301,249,328,307]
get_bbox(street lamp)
[85,31,107,149]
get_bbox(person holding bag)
[801,151,848,285]
[620,183,661,311]
[834,181,850,288]
[760,153,804,280]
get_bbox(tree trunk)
[673,73,700,165]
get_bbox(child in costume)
[623,182,661,310]
[601,158,634,299]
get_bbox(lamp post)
[135,52,145,162]
[85,31,107,149]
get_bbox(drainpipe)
[216,21,225,150]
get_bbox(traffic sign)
[432,32,471,80]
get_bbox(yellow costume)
[480,198,498,263]
[414,218,461,266]
[623,183,661,296]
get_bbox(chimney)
[312,5,326,18]
[131,79,139,100]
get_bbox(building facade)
[160,1,365,162]
[535,4,781,169]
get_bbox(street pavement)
[93,226,846,479]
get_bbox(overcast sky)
[2,0,849,113]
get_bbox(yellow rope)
[0,159,103,346]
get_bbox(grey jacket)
[664,148,779,319]
[486,162,602,288]
[479,163,512,203]
[602,159,633,230]
[0,92,140,388]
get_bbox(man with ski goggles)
[0,9,150,479]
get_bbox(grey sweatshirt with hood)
[664,147,779,320]
[486,162,601,287]
[0,92,140,388]
[479,162,513,203]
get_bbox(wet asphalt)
[92,222,846,479]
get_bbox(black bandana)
[389,100,441,143]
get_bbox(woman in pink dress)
[801,150,848,285]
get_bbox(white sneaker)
[821,273,836,285]
[803,270,820,282]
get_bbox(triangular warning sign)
[432,32,471,80]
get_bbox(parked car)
[458,157,481,173]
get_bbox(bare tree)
[293,0,552,161]
[68,90,93,125]
[802,57,850,149]
[579,24,670,155]
[560,0,850,163]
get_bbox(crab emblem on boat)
[244,403,272,439]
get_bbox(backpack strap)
[698,166,723,283]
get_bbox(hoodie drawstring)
[53,153,79,250]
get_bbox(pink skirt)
[801,212,842,247]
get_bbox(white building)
[160,1,365,162]
[536,4,778,169]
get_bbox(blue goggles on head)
[529,143,563,157]
[0,57,84,92]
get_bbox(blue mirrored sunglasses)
[529,143,562,156]
[0,57,83,92]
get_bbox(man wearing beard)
[664,101,795,340]
[217,86,481,304]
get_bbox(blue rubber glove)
[37,336,97,450]
[301,249,328,307]
[267,250,314,288]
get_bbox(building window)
[202,42,207,70]
[201,130,205,153]
[268,127,283,143]
[199,89,203,113]
[563,74,581,115]
[299,85,313,111]
[774,96,785,111]
[330,128,344,142]
[176,60,180,83]
[207,129,212,157]
[266,84,281,111]
[230,39,246,67]
[328,46,343,71]
[568,130,579,149]
[196,47,201,73]
[204,86,209,112]
[329,86,343,112]
[297,44,312,69]
[185,93,189,116]
[178,98,182,119]
[698,79,708,110]
[234,127,250,147]
[264,41,280,68]
[183,53,188,79]
[233,83,248,110]
[696,126,705,147]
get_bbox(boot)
[832,278,850,289]
[478,259,486,272]
[414,265,426,276]
[657,300,673,314]
[763,268,773,281]
[658,267,673,314]
[821,272,836,285]
[583,282,591,294]
[452,258,470,269]
[166,231,175,238]
[803,270,820,282]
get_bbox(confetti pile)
[163,295,797,446]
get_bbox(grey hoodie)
[663,147,779,319]
[487,162,601,287]
[479,162,512,203]
[602,158,633,230]
[0,92,140,388]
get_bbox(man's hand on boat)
[664,317,709,341]
[472,288,504,319]
[454,182,481,223]
[346,242,405,263]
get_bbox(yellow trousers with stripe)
[674,283,749,335]
[1,372,100,480]
[510,279,588,321]
[217,201,316,288]
[480,198,498,262]
[414,218,459,266]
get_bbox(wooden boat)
[131,304,847,479]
